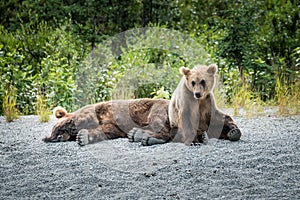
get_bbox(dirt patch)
[0,114,299,199]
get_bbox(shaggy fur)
[43,99,174,145]
[44,98,241,146]
[168,64,241,145]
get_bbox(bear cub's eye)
[191,81,196,87]
[200,80,206,88]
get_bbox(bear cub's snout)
[194,92,201,99]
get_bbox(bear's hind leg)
[221,115,242,141]
[216,115,242,141]
[207,112,242,141]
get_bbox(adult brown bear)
[43,98,241,146]
[43,99,173,145]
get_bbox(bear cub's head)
[180,64,217,100]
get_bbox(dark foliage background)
[0,0,299,114]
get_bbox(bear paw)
[128,128,167,145]
[128,128,146,142]
[197,132,209,145]
[202,132,209,145]
[77,129,89,146]
[141,135,167,146]
[227,128,242,141]
[190,132,209,146]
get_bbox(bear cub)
[169,64,241,145]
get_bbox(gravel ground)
[0,112,299,199]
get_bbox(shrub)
[0,21,88,115]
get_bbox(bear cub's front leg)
[77,129,89,146]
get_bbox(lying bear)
[43,98,241,146]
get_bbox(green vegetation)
[36,94,51,122]
[275,76,300,115]
[0,0,299,118]
[2,87,19,122]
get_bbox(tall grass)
[3,88,19,122]
[275,77,289,115]
[36,94,51,122]
[232,82,253,117]
[227,76,266,118]
[230,75,299,117]
[289,81,300,115]
[275,77,300,115]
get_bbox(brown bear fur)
[168,64,241,145]
[43,99,175,145]
[44,98,241,146]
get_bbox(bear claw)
[190,142,202,146]
[128,128,136,142]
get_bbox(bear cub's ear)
[207,64,218,75]
[180,67,190,76]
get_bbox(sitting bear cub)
[168,64,241,145]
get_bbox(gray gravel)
[0,114,300,199]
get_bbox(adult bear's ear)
[207,64,218,75]
[180,67,190,76]
[53,106,68,118]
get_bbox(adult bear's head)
[43,106,78,142]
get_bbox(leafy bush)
[111,50,182,100]
[0,21,89,115]
[111,27,209,99]
[75,27,209,106]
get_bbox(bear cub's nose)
[195,92,201,99]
